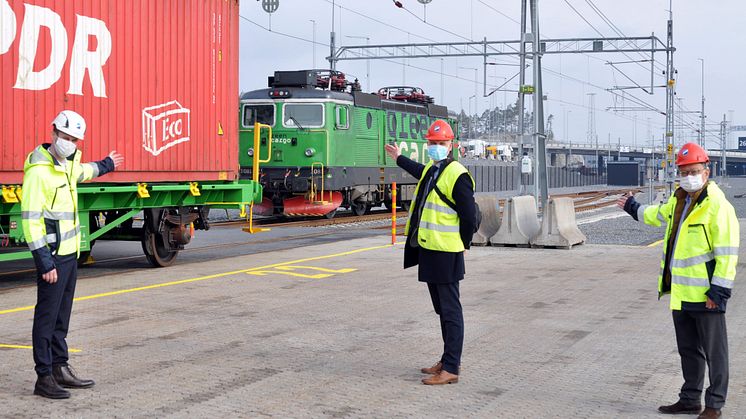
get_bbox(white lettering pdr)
[2,1,112,98]
[68,15,112,97]
[13,4,68,92]
[0,0,16,54]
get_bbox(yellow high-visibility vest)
[639,182,739,310]
[21,146,98,257]
[405,160,475,252]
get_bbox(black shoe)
[34,375,70,399]
[52,364,95,389]
[658,400,702,414]
[697,407,722,419]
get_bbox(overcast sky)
[238,0,746,149]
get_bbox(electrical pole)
[346,35,370,91]
[517,0,528,195]
[664,1,675,195]
[440,58,445,103]
[698,58,705,148]
[720,114,727,177]
[530,0,548,209]
[310,20,317,68]
[587,93,597,173]
[329,0,336,70]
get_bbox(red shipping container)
[0,0,239,184]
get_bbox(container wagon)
[238,70,460,218]
[0,0,261,267]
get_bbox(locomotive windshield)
[242,104,275,127]
[283,103,324,128]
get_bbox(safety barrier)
[490,195,540,246]
[471,195,500,246]
[530,197,586,249]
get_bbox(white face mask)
[53,135,77,158]
[679,174,705,192]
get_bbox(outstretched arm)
[385,143,425,179]
[78,150,124,182]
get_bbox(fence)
[462,162,607,192]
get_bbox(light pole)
[698,58,705,148]
[459,66,478,140]
[459,66,478,106]
[310,20,316,68]
[345,35,370,91]
[487,74,507,142]
[563,109,572,166]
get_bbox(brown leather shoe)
[697,407,722,419]
[422,370,458,385]
[658,401,702,414]
[420,362,443,375]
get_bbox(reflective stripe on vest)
[645,183,740,310]
[411,160,475,252]
[21,146,85,257]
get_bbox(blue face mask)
[427,144,449,161]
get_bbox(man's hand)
[706,297,718,310]
[384,143,401,160]
[108,150,124,168]
[41,268,58,284]
[616,191,633,210]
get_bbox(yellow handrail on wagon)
[244,122,272,234]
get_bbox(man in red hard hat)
[385,119,477,385]
[617,142,739,419]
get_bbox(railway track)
[0,187,655,285]
[210,187,646,230]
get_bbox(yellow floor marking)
[246,265,358,279]
[647,239,664,247]
[275,265,357,274]
[0,243,393,316]
[0,344,81,353]
[247,270,334,279]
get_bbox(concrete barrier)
[490,195,540,246]
[471,195,500,246]
[530,197,586,249]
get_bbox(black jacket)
[397,155,477,283]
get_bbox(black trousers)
[672,310,729,409]
[427,282,463,375]
[32,254,78,376]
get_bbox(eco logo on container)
[142,101,191,156]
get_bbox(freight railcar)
[0,0,261,267]
[239,70,460,218]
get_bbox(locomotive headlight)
[247,148,254,157]
[304,147,316,157]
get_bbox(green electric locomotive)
[238,70,459,218]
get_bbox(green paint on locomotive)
[238,99,460,174]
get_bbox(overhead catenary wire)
[584,0,667,73]
[239,14,502,89]
[320,0,439,43]
[564,0,666,78]
[247,2,679,144]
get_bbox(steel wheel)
[350,200,368,216]
[141,226,179,267]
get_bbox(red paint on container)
[0,0,239,184]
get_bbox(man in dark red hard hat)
[385,119,477,385]
[617,142,739,419]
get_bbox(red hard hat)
[676,142,709,166]
[425,119,454,141]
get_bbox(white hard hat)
[52,110,86,140]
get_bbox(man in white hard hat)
[21,110,124,399]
